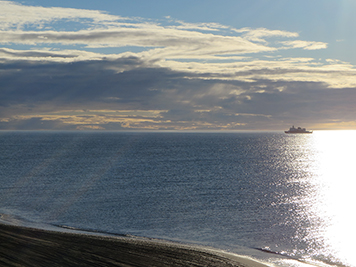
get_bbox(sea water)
[0,131,355,267]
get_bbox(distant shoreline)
[0,223,269,267]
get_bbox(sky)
[1,0,356,131]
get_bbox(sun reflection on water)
[305,130,356,266]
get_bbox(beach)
[0,223,269,267]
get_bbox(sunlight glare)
[310,130,356,266]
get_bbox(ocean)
[0,131,355,267]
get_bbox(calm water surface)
[0,131,355,267]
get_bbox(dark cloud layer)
[1,55,356,130]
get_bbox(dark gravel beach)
[0,223,268,267]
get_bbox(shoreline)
[0,223,270,267]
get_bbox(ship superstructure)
[285,126,312,134]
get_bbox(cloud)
[0,0,124,30]
[1,1,356,130]
[158,57,356,88]
[1,55,356,131]
[279,40,328,50]
[234,27,299,43]
[0,1,324,61]
[0,27,277,59]
[166,19,229,32]
[0,47,110,62]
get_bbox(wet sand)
[0,223,269,267]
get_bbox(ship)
[285,125,312,134]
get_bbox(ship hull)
[285,131,313,134]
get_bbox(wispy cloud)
[0,28,277,57]
[279,40,328,50]
[0,0,124,30]
[0,1,323,58]
[234,27,299,43]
